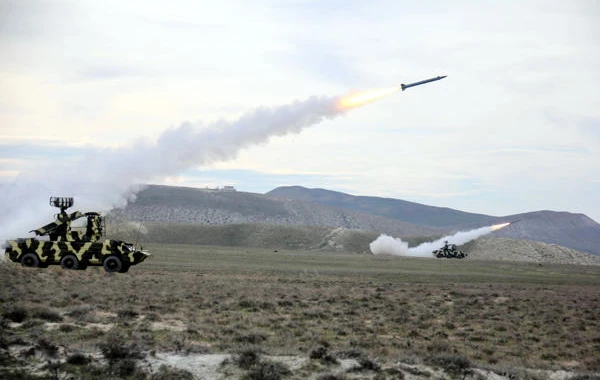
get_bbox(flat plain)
[1,244,599,379]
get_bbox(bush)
[310,346,338,364]
[234,332,267,344]
[151,364,194,380]
[356,356,380,372]
[66,352,90,365]
[32,307,63,322]
[317,375,346,380]
[117,308,139,319]
[244,360,291,380]
[235,348,262,369]
[59,324,75,332]
[3,307,28,323]
[99,331,144,361]
[426,354,471,376]
[37,337,58,356]
[66,305,92,318]
[110,358,137,377]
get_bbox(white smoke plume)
[0,94,349,245]
[370,225,504,258]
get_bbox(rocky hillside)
[463,237,600,266]
[267,186,600,256]
[113,184,600,257]
[113,185,438,237]
[111,222,600,265]
[267,185,496,228]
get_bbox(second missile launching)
[401,75,447,91]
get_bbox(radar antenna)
[49,197,73,212]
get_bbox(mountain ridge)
[266,186,600,256]
[114,184,600,256]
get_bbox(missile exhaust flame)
[336,87,400,110]
[491,222,510,231]
[1,76,444,244]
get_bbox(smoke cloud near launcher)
[0,88,400,244]
[370,223,511,257]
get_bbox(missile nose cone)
[439,75,447,79]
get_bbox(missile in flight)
[401,75,447,91]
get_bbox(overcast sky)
[1,0,599,223]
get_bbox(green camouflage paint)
[4,199,149,273]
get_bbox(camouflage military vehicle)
[433,241,467,259]
[4,197,150,273]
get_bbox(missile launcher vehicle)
[433,241,467,259]
[4,197,150,273]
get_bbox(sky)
[1,0,599,224]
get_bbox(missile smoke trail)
[370,223,510,258]
[0,89,397,245]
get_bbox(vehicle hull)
[5,238,149,270]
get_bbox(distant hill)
[108,222,600,266]
[113,184,600,256]
[267,186,600,256]
[267,186,495,228]
[113,185,438,237]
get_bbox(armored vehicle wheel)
[103,256,122,273]
[118,262,131,273]
[60,255,79,270]
[21,253,40,268]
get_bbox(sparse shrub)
[244,360,291,380]
[3,306,28,323]
[99,331,144,361]
[238,299,258,310]
[32,307,63,322]
[310,346,338,364]
[380,368,405,380]
[426,354,471,376]
[540,352,557,360]
[117,308,139,319]
[234,331,267,344]
[426,340,452,354]
[0,349,15,366]
[235,348,262,369]
[22,318,44,328]
[317,375,346,380]
[261,301,276,310]
[186,343,211,354]
[110,358,137,377]
[37,337,59,356]
[66,305,93,318]
[0,318,9,330]
[355,355,380,372]
[59,323,75,332]
[145,312,161,321]
[0,367,44,380]
[66,352,90,365]
[151,364,194,380]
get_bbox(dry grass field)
[1,245,599,379]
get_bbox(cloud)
[0,142,85,159]
[0,0,599,224]
[75,65,147,81]
[276,41,364,85]
[162,168,333,194]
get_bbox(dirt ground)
[1,246,599,379]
